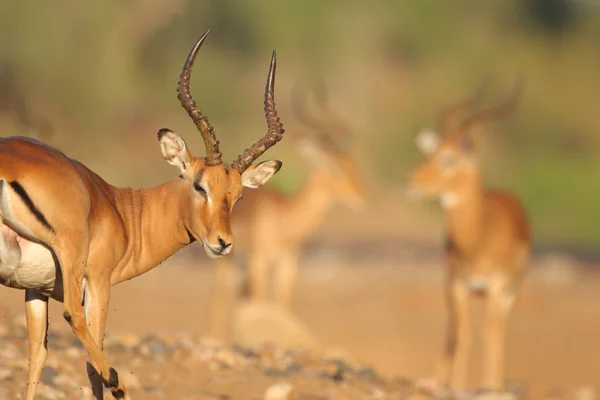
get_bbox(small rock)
[264,367,289,377]
[120,333,142,349]
[12,312,27,331]
[0,367,11,381]
[40,365,59,386]
[472,391,518,400]
[324,359,349,382]
[264,382,294,400]
[357,367,379,381]
[0,342,22,359]
[141,336,172,362]
[370,386,387,399]
[285,362,303,374]
[0,323,9,337]
[53,373,81,390]
[574,386,597,400]
[36,384,66,400]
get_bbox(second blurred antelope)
[209,79,366,339]
[406,77,530,392]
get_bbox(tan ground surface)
[0,240,598,398]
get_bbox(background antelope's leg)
[25,290,49,400]
[247,254,269,301]
[483,281,516,390]
[85,275,113,400]
[434,278,470,391]
[208,257,238,340]
[56,241,129,399]
[273,251,299,310]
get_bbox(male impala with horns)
[406,76,530,392]
[0,29,285,400]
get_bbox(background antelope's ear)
[241,160,282,188]
[158,128,191,174]
[415,128,441,155]
[297,137,326,163]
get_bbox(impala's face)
[159,129,281,258]
[406,128,476,208]
[299,138,366,212]
[328,153,366,212]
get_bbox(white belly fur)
[0,223,57,292]
[0,179,58,294]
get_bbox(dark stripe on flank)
[8,180,56,233]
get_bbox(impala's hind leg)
[56,236,130,399]
[24,290,49,400]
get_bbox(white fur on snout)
[441,192,460,209]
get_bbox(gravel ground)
[0,315,596,400]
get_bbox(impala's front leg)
[25,290,49,400]
[248,254,269,301]
[434,277,470,391]
[84,274,113,400]
[274,251,299,309]
[483,280,516,390]
[56,239,130,399]
[209,257,237,340]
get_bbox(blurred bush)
[0,0,599,251]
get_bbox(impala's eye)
[194,182,207,197]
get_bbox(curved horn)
[177,28,222,166]
[437,77,489,135]
[291,77,349,149]
[231,51,285,172]
[454,74,525,138]
[291,78,328,135]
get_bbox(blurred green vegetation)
[0,0,599,251]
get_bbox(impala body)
[406,78,530,392]
[209,81,365,339]
[0,29,286,400]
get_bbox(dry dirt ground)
[0,240,598,399]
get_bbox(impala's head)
[291,79,366,212]
[406,76,523,208]
[159,29,285,259]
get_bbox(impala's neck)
[444,171,486,256]
[286,169,336,241]
[110,179,191,285]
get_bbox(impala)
[0,29,286,400]
[406,77,530,392]
[208,80,365,339]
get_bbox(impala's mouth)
[202,242,223,259]
[202,242,232,259]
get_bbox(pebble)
[40,365,59,386]
[264,382,294,400]
[36,385,66,400]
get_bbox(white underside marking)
[440,192,460,209]
[467,274,490,293]
[0,180,57,293]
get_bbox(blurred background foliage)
[0,0,599,252]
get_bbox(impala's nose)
[218,237,232,252]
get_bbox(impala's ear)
[416,128,441,155]
[297,137,326,163]
[241,160,282,188]
[158,128,191,174]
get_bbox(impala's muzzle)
[203,236,233,259]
